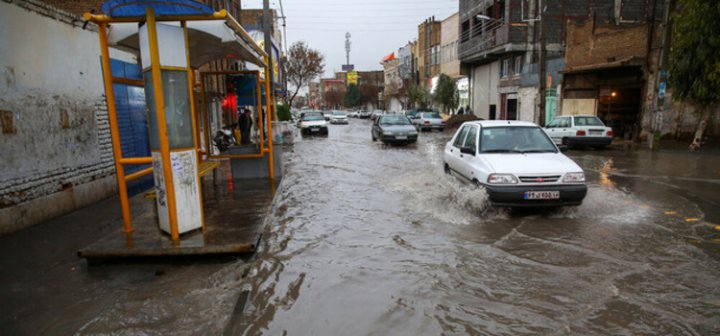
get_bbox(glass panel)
[454,126,469,148]
[464,126,477,151]
[144,70,193,150]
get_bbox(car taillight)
[607,130,613,137]
[576,130,586,136]
[424,121,430,124]
[441,121,446,124]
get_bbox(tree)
[324,88,344,109]
[407,84,430,109]
[359,83,380,108]
[433,74,459,114]
[344,84,362,108]
[285,41,325,108]
[669,0,720,150]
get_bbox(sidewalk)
[0,161,279,334]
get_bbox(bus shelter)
[81,0,276,254]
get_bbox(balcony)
[459,19,514,63]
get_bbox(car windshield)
[303,114,324,121]
[333,112,346,116]
[574,116,604,126]
[422,112,441,119]
[379,115,411,125]
[480,126,557,153]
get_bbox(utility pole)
[278,0,288,102]
[263,0,274,109]
[537,1,547,126]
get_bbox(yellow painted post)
[147,8,180,241]
[200,73,211,157]
[256,73,264,152]
[183,21,206,232]
[98,23,133,233]
[264,58,275,179]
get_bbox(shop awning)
[562,56,644,74]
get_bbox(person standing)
[238,109,252,145]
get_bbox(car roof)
[464,120,539,128]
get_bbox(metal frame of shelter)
[84,2,275,241]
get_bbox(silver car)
[411,111,446,131]
[371,114,418,144]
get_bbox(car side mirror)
[460,147,475,155]
[558,145,568,152]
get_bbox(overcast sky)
[240,0,458,78]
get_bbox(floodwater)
[230,119,720,335]
[2,119,719,335]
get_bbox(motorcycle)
[213,126,236,152]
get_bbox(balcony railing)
[459,19,510,61]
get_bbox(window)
[500,58,510,78]
[464,126,478,152]
[574,116,604,126]
[461,20,470,42]
[513,55,523,75]
[546,119,558,128]
[558,118,570,128]
[453,125,470,148]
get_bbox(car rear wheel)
[444,163,450,175]
[561,137,571,149]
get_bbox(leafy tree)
[407,84,430,109]
[344,84,362,108]
[276,104,291,121]
[433,74,459,114]
[669,0,720,150]
[285,41,325,108]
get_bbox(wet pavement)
[1,119,720,335]
[230,119,720,335]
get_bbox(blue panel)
[102,0,214,18]
[110,59,126,78]
[235,74,266,106]
[111,58,153,195]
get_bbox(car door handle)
[459,154,464,158]
[450,149,454,153]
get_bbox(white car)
[444,120,587,207]
[298,111,329,135]
[545,115,613,149]
[411,111,446,131]
[330,111,349,124]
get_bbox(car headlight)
[562,172,585,183]
[383,131,395,136]
[409,130,418,135]
[487,174,518,184]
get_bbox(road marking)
[685,217,700,222]
[664,211,677,215]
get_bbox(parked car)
[359,110,372,119]
[405,108,434,119]
[298,111,329,135]
[330,111,349,124]
[371,114,418,144]
[444,120,587,207]
[411,111,446,131]
[322,111,333,121]
[545,115,613,149]
[348,110,360,118]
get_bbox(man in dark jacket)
[238,109,252,144]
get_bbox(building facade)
[418,17,441,88]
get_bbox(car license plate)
[524,191,560,200]
[310,128,319,132]
[396,136,407,140]
[589,131,602,136]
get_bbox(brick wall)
[565,21,649,70]
[0,0,118,234]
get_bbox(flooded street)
[2,119,720,336]
[232,119,720,335]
